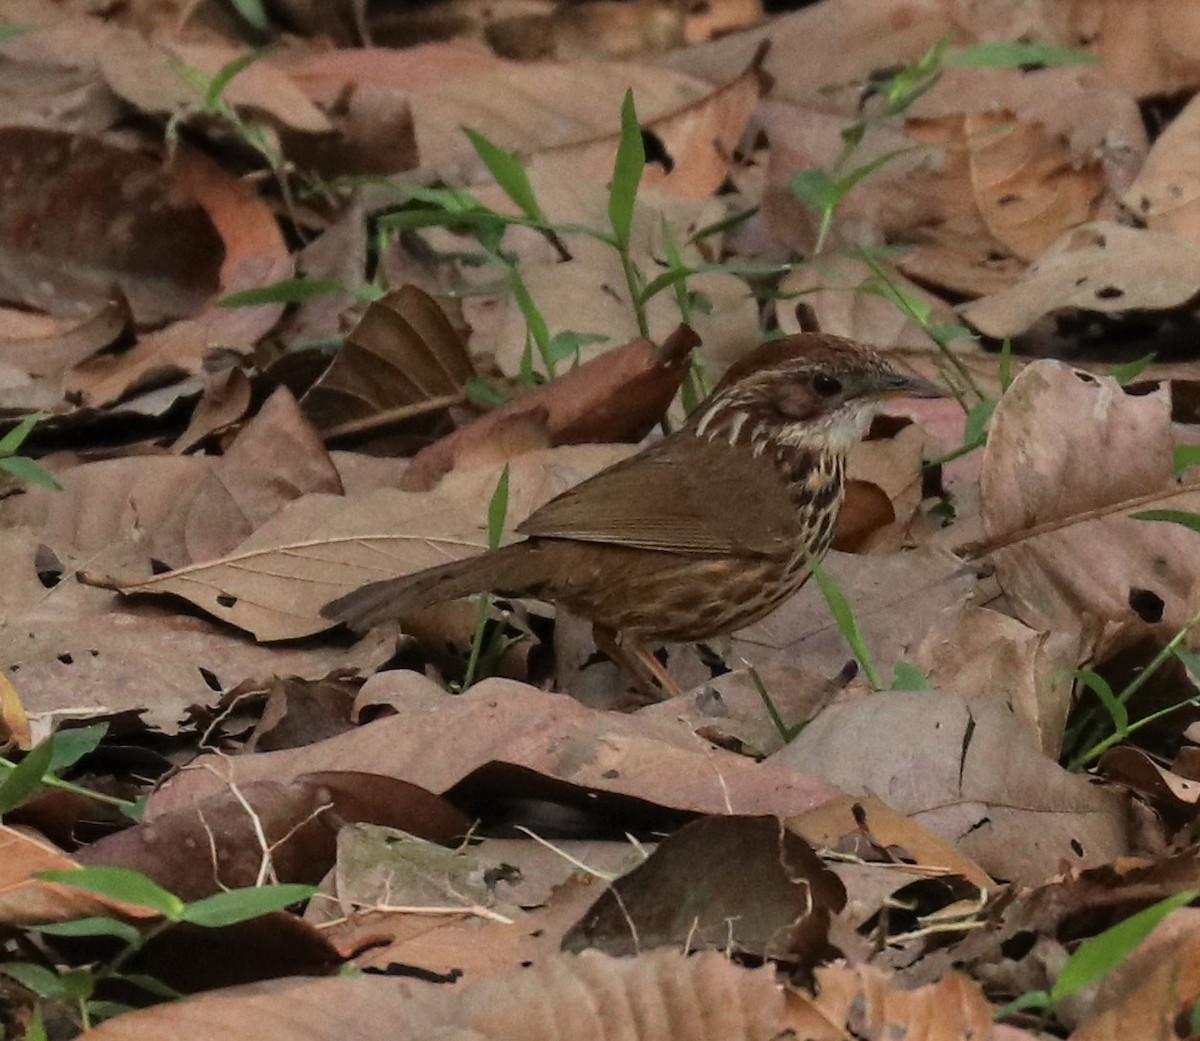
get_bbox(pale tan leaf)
[980,360,1200,634]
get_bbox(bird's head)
[690,334,945,453]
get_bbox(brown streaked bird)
[322,334,945,697]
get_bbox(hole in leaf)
[1096,285,1124,300]
[640,128,674,174]
[1129,588,1165,623]
[216,593,237,608]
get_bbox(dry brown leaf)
[964,110,1104,262]
[78,948,794,1041]
[1124,90,1200,241]
[563,816,845,962]
[0,528,389,732]
[728,546,975,683]
[771,689,1129,885]
[300,285,474,436]
[78,773,469,900]
[171,365,253,453]
[655,0,953,103]
[541,48,767,200]
[401,325,696,491]
[793,963,995,1041]
[789,794,993,890]
[1097,747,1200,815]
[980,360,1200,635]
[0,128,222,322]
[1044,0,1200,98]
[0,824,158,928]
[917,606,1090,758]
[0,293,130,378]
[962,222,1200,338]
[146,677,841,822]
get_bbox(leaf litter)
[8,0,1200,1038]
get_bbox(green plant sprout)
[1059,508,1200,770]
[808,556,882,690]
[0,726,143,820]
[993,888,1197,1025]
[0,415,61,490]
[458,464,511,691]
[3,867,315,1029]
[792,37,1098,256]
[165,49,285,185]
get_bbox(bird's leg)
[592,625,686,701]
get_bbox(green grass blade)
[1131,509,1200,533]
[36,867,186,920]
[0,737,54,816]
[487,464,511,548]
[1049,889,1197,1005]
[182,884,317,927]
[464,129,545,224]
[808,557,882,689]
[608,90,645,251]
[946,41,1099,69]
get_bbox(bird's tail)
[321,542,544,632]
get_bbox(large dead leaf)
[1124,90,1200,242]
[980,360,1200,634]
[78,949,797,1041]
[0,527,389,732]
[0,128,223,322]
[145,678,840,821]
[771,689,1130,885]
[962,223,1200,338]
[728,546,975,683]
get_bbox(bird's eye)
[812,374,842,398]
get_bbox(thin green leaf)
[1174,645,1200,685]
[0,963,75,1000]
[962,397,996,448]
[1075,669,1127,733]
[182,884,317,927]
[487,464,511,549]
[26,1005,47,1041]
[808,558,882,689]
[227,0,273,32]
[37,867,185,920]
[118,973,182,1000]
[508,273,551,361]
[29,917,144,945]
[1050,889,1197,1004]
[608,90,645,251]
[0,414,41,456]
[993,990,1050,1021]
[790,169,842,212]
[546,330,608,366]
[1108,353,1157,386]
[946,41,1100,69]
[890,662,928,691]
[463,129,545,224]
[47,724,107,775]
[1174,445,1200,477]
[203,47,274,111]
[220,277,347,308]
[464,376,510,407]
[0,455,62,490]
[0,737,54,816]
[1131,509,1200,534]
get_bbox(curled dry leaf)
[563,815,845,962]
[793,963,995,1041]
[980,360,1200,635]
[962,222,1200,338]
[301,285,474,438]
[917,606,1090,758]
[1123,90,1200,242]
[0,292,130,378]
[401,324,698,490]
[77,772,469,901]
[771,689,1129,885]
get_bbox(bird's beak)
[874,369,947,400]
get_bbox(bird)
[322,333,945,697]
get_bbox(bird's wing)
[517,435,802,557]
